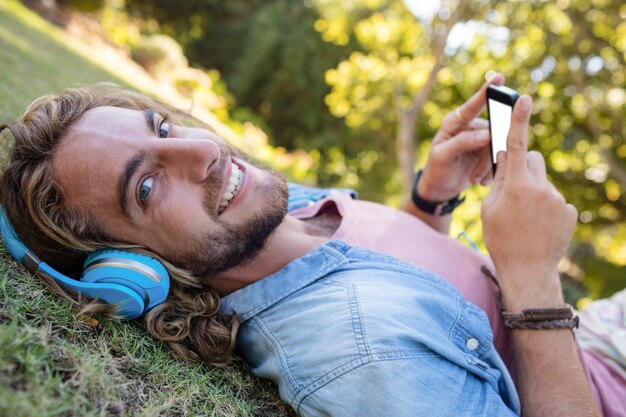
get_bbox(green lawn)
[0,1,131,120]
[0,1,292,415]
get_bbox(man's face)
[53,106,288,278]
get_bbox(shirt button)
[466,338,479,351]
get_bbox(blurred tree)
[319,0,483,192]
[320,0,625,298]
[130,34,188,78]
[124,0,353,150]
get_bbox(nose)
[155,138,221,183]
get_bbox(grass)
[0,1,293,415]
[0,1,127,120]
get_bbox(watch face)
[436,195,465,216]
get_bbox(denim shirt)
[287,183,358,212]
[220,241,521,417]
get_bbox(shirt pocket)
[253,279,371,390]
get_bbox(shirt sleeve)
[296,355,519,417]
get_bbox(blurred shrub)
[101,5,140,49]
[131,34,187,78]
[173,67,232,122]
[57,0,104,12]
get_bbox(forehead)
[66,106,148,140]
[52,106,148,216]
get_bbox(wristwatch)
[411,170,465,216]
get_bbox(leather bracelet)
[479,267,580,331]
[411,170,465,216]
[502,305,579,330]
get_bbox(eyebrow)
[114,109,157,218]
[118,150,147,218]
[144,109,155,132]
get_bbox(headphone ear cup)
[82,249,170,316]
[1,207,169,320]
[36,260,147,319]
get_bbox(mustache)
[202,142,238,219]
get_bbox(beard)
[178,150,289,278]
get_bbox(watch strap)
[411,170,465,216]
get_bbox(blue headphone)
[0,207,170,319]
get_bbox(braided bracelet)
[502,306,579,330]
[479,266,579,330]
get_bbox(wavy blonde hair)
[0,84,238,366]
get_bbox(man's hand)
[481,95,600,417]
[481,95,577,310]
[418,74,505,204]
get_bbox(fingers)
[527,151,547,181]
[455,74,505,125]
[528,152,568,209]
[565,203,579,226]
[469,118,489,130]
[470,146,493,185]
[490,151,507,194]
[505,95,532,178]
[437,128,490,158]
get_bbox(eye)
[138,177,154,205]
[158,119,170,138]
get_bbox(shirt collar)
[219,240,351,322]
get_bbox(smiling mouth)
[218,162,244,214]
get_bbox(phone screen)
[488,99,513,164]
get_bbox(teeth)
[219,163,243,213]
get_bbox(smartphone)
[487,85,519,173]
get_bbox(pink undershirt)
[290,195,625,416]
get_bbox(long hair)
[0,84,238,366]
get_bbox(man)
[0,75,622,416]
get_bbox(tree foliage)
[125,0,351,149]
[319,0,626,298]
